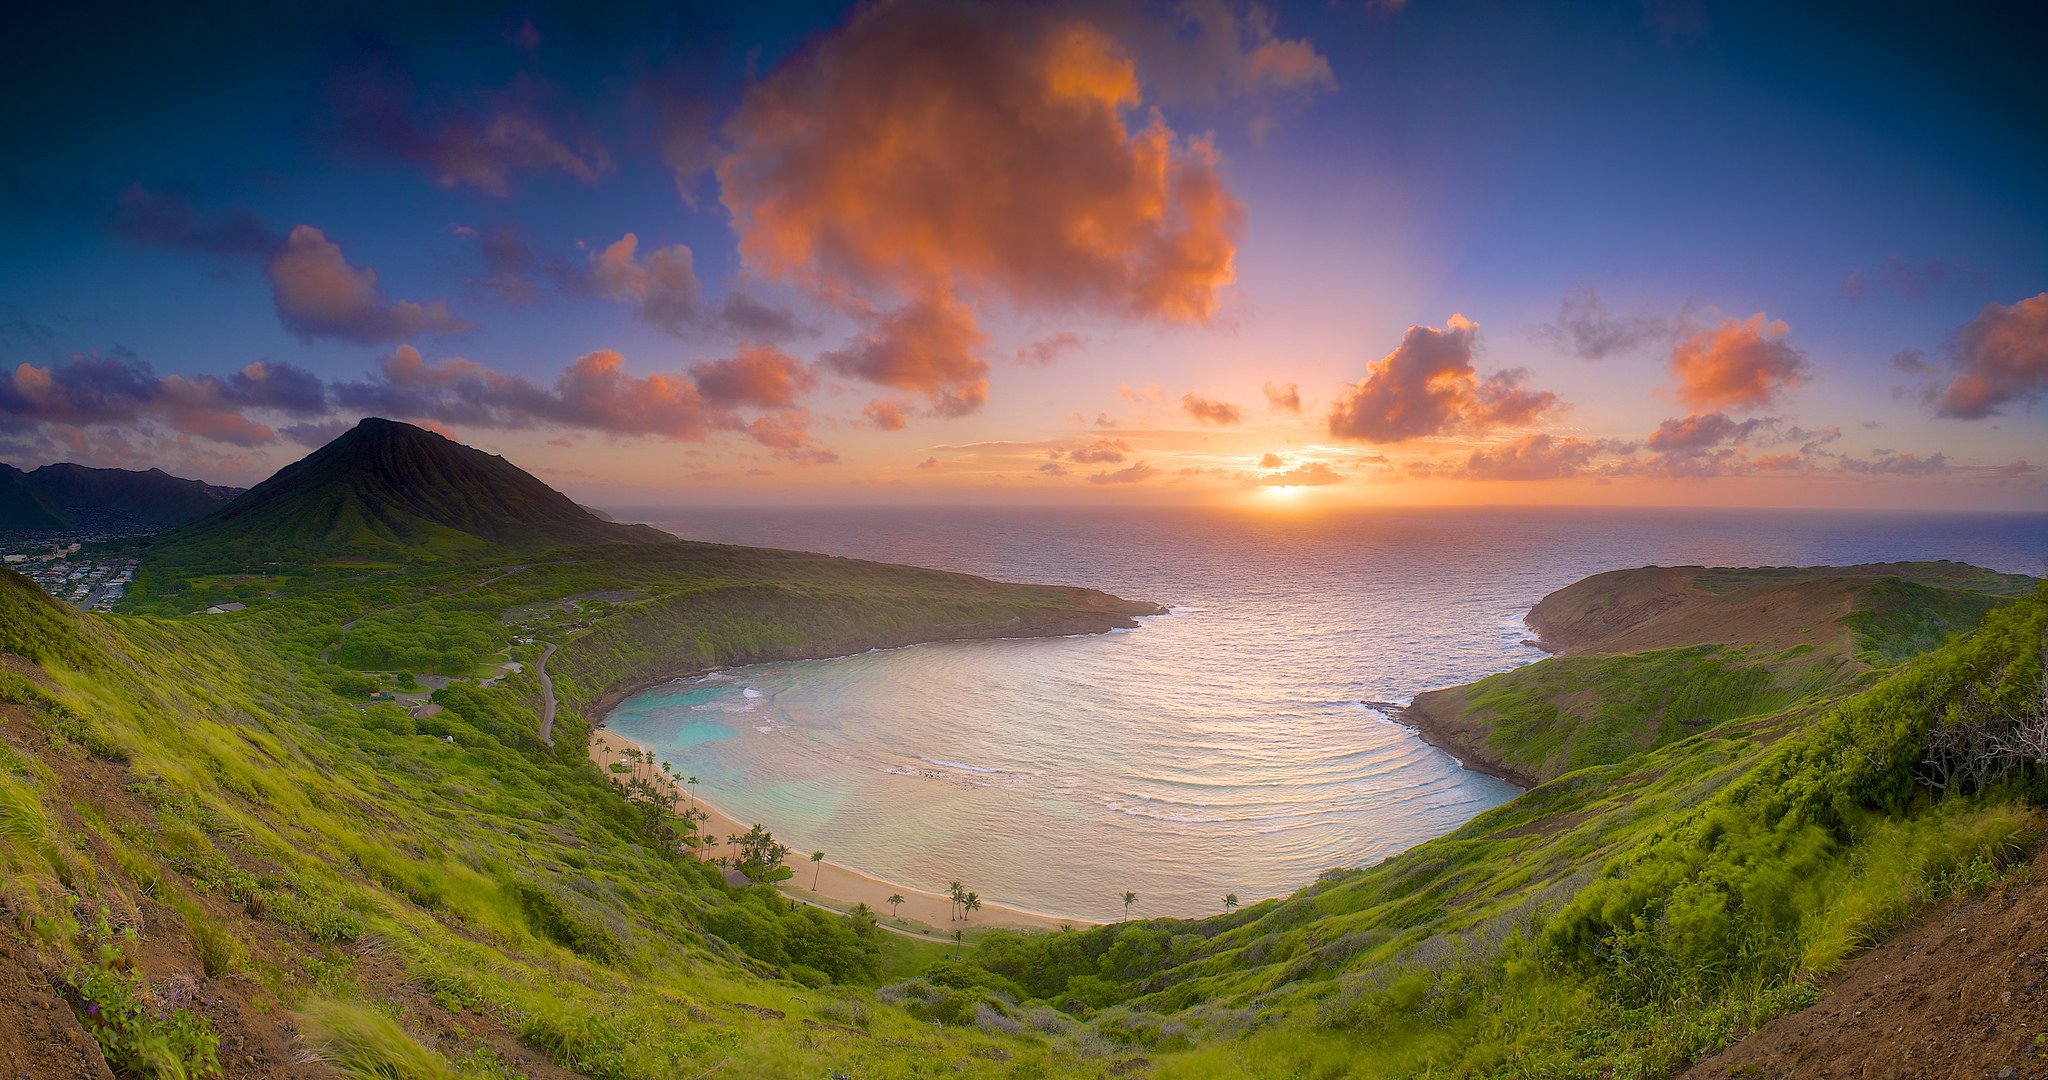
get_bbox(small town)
[1,537,139,613]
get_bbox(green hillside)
[1403,563,2036,785]
[5,421,2041,1078]
[4,542,2040,1076]
[24,463,242,530]
[956,582,2045,1078]
[142,418,668,569]
[0,465,71,531]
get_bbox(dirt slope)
[1685,844,2048,1080]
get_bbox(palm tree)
[948,881,965,921]
[686,775,699,810]
[810,850,826,890]
[1224,893,1239,913]
[1122,890,1138,920]
[951,928,964,960]
[887,893,905,919]
[963,892,981,921]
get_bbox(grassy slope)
[1404,563,2034,785]
[139,419,667,571]
[9,540,2039,1079]
[959,581,2045,1078]
[0,557,1154,1078]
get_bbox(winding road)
[535,641,559,746]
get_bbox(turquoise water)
[606,507,2046,920]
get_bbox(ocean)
[601,506,2046,921]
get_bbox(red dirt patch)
[1685,846,2048,1080]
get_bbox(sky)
[2,0,2044,510]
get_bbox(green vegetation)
[7,420,2040,1076]
[1411,563,2034,785]
[958,583,2047,1077]
[137,417,666,572]
[66,960,222,1078]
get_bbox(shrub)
[297,998,459,1079]
[65,962,221,1079]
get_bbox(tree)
[1224,893,1239,913]
[730,824,791,882]
[810,850,826,890]
[887,893,905,919]
[686,774,699,810]
[1122,890,1138,920]
[948,881,965,921]
[951,927,964,960]
[963,892,982,921]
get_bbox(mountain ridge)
[145,417,670,564]
[0,461,241,532]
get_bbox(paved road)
[535,642,559,746]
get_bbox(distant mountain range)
[146,417,669,563]
[0,462,243,532]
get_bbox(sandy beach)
[589,729,1095,934]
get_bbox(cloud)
[1669,313,1807,410]
[862,399,909,431]
[1930,293,2048,419]
[1106,0,1336,109]
[1262,380,1301,412]
[1087,460,1159,484]
[332,345,831,460]
[468,223,563,304]
[106,185,281,256]
[822,295,989,417]
[1257,452,1284,467]
[280,419,352,447]
[915,455,942,469]
[1890,349,1937,374]
[1259,460,1342,486]
[1835,451,1949,475]
[716,0,1245,416]
[1639,411,1835,476]
[1017,332,1085,366]
[1328,315,1561,442]
[329,50,609,197]
[1182,392,1243,425]
[1535,285,1669,360]
[1,351,326,447]
[1068,437,1131,464]
[1037,461,1069,476]
[586,232,799,341]
[1456,434,1610,480]
[268,226,469,344]
[690,346,814,409]
[1842,254,1982,303]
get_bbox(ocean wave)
[742,687,763,699]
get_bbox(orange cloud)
[822,295,989,416]
[1017,332,1085,366]
[861,399,909,431]
[586,232,799,339]
[268,226,468,344]
[1069,437,1132,464]
[1259,460,1342,486]
[331,345,831,461]
[1182,392,1243,425]
[1932,293,2048,419]
[1670,313,1807,410]
[1328,315,1560,443]
[691,346,813,409]
[717,0,1244,416]
[1262,380,1301,412]
[1087,460,1160,484]
[1449,433,1607,480]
